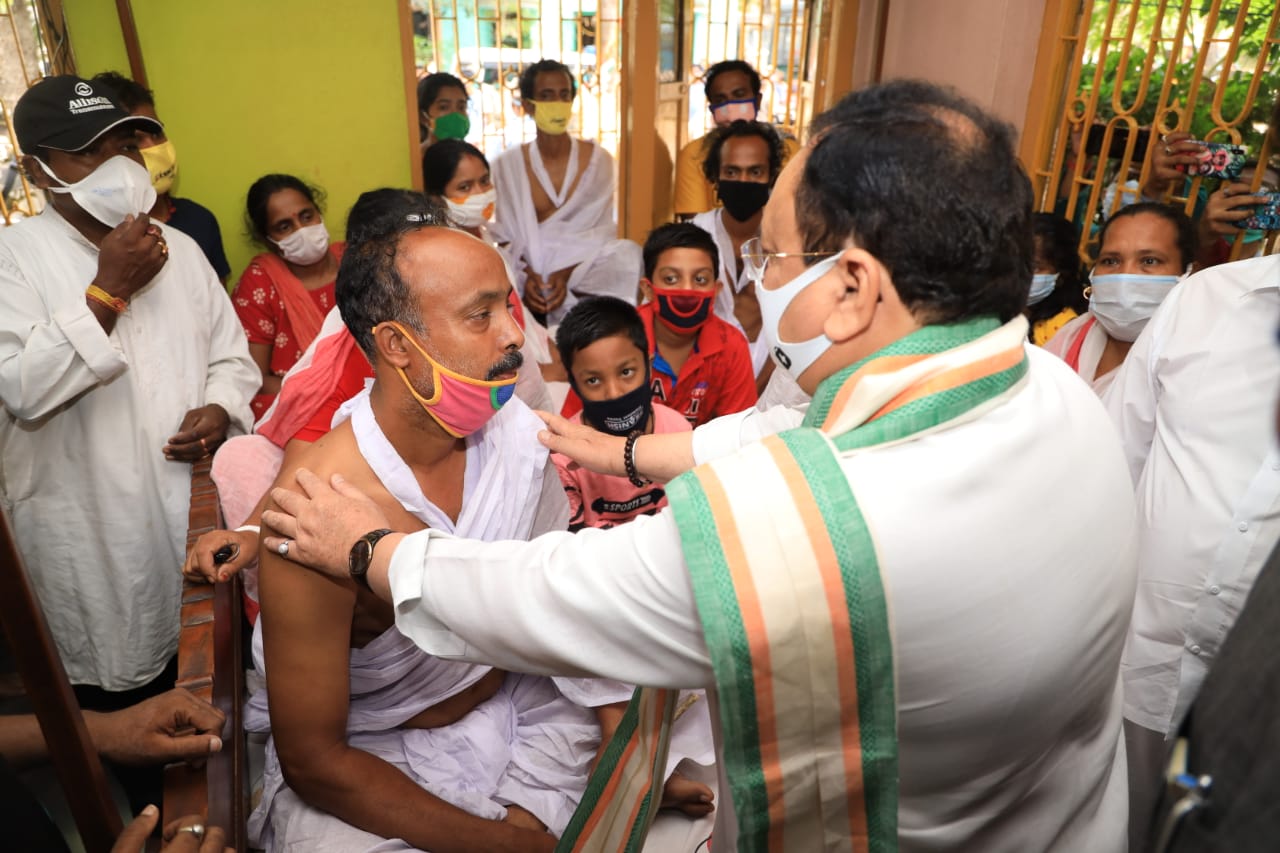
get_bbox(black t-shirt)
[167,197,231,280]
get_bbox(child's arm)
[591,702,629,772]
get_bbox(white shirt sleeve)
[690,404,805,465]
[388,508,714,689]
[0,245,128,421]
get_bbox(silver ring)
[178,823,205,839]
[276,540,290,557]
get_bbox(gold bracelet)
[86,284,128,314]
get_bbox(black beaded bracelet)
[624,431,649,488]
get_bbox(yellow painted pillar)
[619,0,660,242]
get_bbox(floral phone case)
[1239,193,1280,231]
[1184,142,1248,180]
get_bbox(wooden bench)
[163,455,250,851]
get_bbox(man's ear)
[20,155,52,190]
[373,323,413,370]
[638,277,654,303]
[823,247,882,343]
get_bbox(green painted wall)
[63,0,415,282]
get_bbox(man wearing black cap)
[0,76,258,699]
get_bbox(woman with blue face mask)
[1045,202,1195,395]
[1027,213,1089,346]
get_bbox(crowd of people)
[0,53,1276,853]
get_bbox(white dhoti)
[490,139,642,324]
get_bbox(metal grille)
[1,0,72,226]
[413,0,624,159]
[1026,0,1280,258]
[683,0,815,144]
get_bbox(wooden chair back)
[0,504,123,852]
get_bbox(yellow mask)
[141,140,178,194]
[528,100,573,136]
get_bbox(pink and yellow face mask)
[375,321,517,438]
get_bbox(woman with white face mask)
[231,174,343,420]
[1045,202,1194,395]
[1026,213,1089,346]
[422,139,564,381]
[422,139,498,243]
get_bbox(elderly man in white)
[0,75,257,695]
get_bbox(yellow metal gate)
[1023,0,1279,258]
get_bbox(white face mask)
[1088,272,1180,342]
[1027,273,1058,306]
[751,253,840,380]
[445,188,496,229]
[272,221,331,266]
[37,154,157,229]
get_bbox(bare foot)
[503,804,548,833]
[661,771,715,817]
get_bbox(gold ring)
[159,241,169,256]
[1164,146,1172,155]
[178,823,205,839]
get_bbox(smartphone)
[1238,192,1280,231]
[1084,124,1151,161]
[1182,142,1247,180]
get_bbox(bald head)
[394,228,512,338]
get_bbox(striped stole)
[558,317,1029,853]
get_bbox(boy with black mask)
[553,296,693,531]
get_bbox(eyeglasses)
[739,236,834,284]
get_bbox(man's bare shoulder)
[282,422,381,497]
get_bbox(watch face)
[350,538,373,575]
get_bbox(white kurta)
[0,206,258,690]
[1103,253,1280,737]
[689,207,746,331]
[490,139,642,324]
[386,344,1137,852]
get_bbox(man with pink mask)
[672,59,801,218]
[0,76,257,699]
[246,194,597,852]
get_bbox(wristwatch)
[349,528,394,591]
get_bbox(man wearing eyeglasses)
[261,81,1137,852]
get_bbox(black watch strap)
[349,528,394,591]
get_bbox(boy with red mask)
[637,223,758,426]
[560,224,757,427]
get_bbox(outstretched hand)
[535,410,627,477]
[89,688,224,766]
[183,528,259,583]
[114,808,230,853]
[262,469,391,578]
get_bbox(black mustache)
[485,349,524,380]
